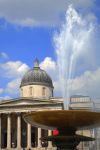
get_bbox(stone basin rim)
[24,110,100,130]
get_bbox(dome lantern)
[34,58,40,69]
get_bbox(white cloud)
[68,68,100,99]
[6,78,21,95]
[14,18,40,27]
[0,88,3,94]
[0,60,30,97]
[40,57,56,70]
[0,0,95,27]
[0,52,8,59]
[0,96,11,101]
[40,57,57,80]
[53,67,100,99]
[0,61,29,78]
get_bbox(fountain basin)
[24,110,100,150]
[24,110,100,130]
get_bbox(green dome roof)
[20,59,53,88]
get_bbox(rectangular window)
[30,87,32,96]
[42,87,46,96]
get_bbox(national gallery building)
[0,59,63,150]
[0,59,100,150]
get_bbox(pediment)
[0,97,51,107]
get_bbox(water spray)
[54,5,94,109]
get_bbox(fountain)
[24,110,100,150]
[24,5,100,150]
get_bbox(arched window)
[29,87,33,96]
[42,87,46,96]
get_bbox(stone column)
[7,113,11,149]
[17,113,21,149]
[27,123,31,148]
[0,114,1,148]
[48,130,53,148]
[37,128,42,148]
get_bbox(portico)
[1,112,41,149]
[0,97,62,150]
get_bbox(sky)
[0,0,100,102]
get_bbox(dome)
[20,59,53,88]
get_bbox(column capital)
[16,112,21,115]
[7,112,11,115]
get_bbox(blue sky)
[0,24,56,64]
[0,0,100,101]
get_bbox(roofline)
[20,82,54,88]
